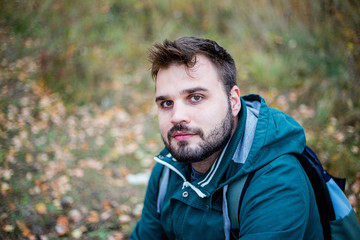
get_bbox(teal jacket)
[130,95,323,240]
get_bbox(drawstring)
[183,181,207,198]
[155,156,208,198]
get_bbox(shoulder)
[243,154,313,209]
[238,154,321,238]
[140,163,167,212]
[254,154,309,189]
[148,163,166,186]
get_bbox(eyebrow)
[155,96,167,103]
[155,87,208,103]
[183,87,208,94]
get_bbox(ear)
[229,86,241,117]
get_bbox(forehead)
[155,55,222,95]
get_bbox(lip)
[172,131,197,141]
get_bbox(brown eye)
[190,95,203,102]
[161,100,173,108]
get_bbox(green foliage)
[1,0,360,238]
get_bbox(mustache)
[167,124,204,141]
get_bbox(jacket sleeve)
[238,155,323,240]
[130,163,168,240]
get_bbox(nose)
[170,102,190,125]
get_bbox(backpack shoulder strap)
[300,146,360,240]
[227,172,255,236]
[297,146,334,240]
[157,166,170,214]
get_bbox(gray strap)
[227,174,249,230]
[157,167,170,214]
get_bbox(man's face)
[155,55,236,163]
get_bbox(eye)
[190,95,203,103]
[160,100,173,108]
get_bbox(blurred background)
[0,0,359,239]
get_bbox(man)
[130,37,323,239]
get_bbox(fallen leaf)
[61,196,74,208]
[55,216,69,236]
[1,182,11,195]
[103,200,113,210]
[348,194,357,207]
[2,169,13,180]
[72,228,83,239]
[40,183,50,192]
[69,209,83,223]
[3,224,15,232]
[16,220,31,237]
[9,202,16,210]
[104,168,113,177]
[69,168,84,178]
[107,231,125,240]
[126,172,150,185]
[133,203,143,217]
[118,214,131,224]
[35,202,47,214]
[100,210,113,221]
[87,210,99,223]
[18,72,27,81]
[119,167,130,177]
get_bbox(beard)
[162,102,235,164]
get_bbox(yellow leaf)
[1,182,11,194]
[35,203,47,214]
[26,153,34,163]
[326,125,335,135]
[332,154,340,162]
[18,72,27,81]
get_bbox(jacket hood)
[154,94,306,198]
[236,94,306,175]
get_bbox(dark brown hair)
[148,37,238,95]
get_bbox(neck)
[191,151,220,174]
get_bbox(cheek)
[199,105,228,127]
[158,114,170,135]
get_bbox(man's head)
[149,37,241,165]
